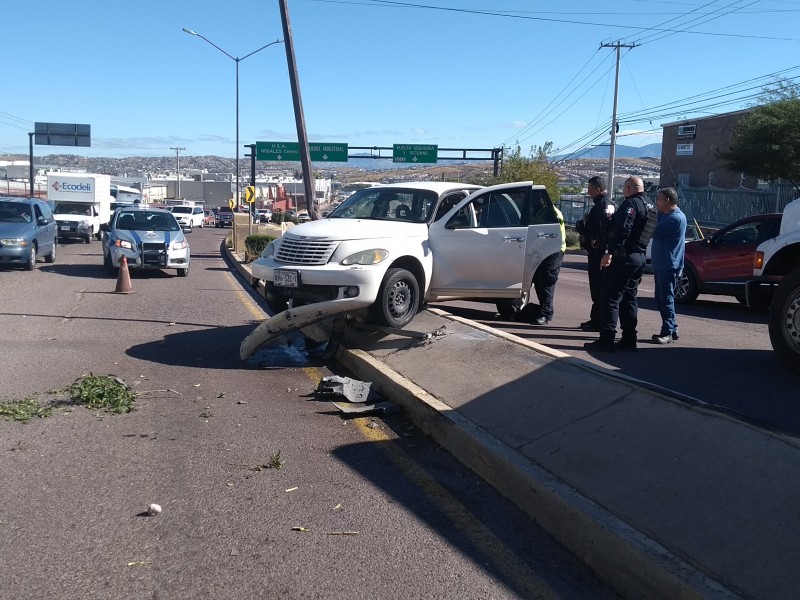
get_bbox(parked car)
[250,181,562,328]
[284,209,297,220]
[259,209,273,223]
[203,209,215,226]
[215,206,234,228]
[0,197,58,270]
[676,213,783,304]
[297,210,311,222]
[100,207,190,277]
[169,205,205,229]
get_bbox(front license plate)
[274,270,299,288]
[59,226,72,232]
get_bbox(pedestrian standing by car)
[584,176,650,353]
[532,205,567,325]
[651,187,687,344]
[575,176,615,331]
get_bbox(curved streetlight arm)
[182,27,235,62]
[240,39,283,62]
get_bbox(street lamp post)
[182,28,282,211]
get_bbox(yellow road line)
[226,272,266,321]
[301,366,559,599]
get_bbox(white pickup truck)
[746,196,800,372]
[243,181,563,358]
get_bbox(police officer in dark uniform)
[584,176,649,353]
[575,176,615,330]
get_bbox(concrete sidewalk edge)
[335,346,738,600]
[226,244,736,597]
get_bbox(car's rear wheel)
[372,268,420,328]
[675,268,699,304]
[23,245,36,271]
[44,239,57,264]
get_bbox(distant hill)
[553,143,661,161]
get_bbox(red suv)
[676,213,782,304]
[215,206,234,228]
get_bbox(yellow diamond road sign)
[245,186,255,204]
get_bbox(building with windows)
[659,109,760,190]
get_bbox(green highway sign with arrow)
[393,144,438,163]
[256,141,348,162]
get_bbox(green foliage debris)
[0,398,52,423]
[67,374,136,413]
[266,450,284,470]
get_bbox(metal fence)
[557,182,797,230]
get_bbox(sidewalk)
[231,250,800,599]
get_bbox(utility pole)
[279,0,317,219]
[170,146,185,200]
[600,41,637,200]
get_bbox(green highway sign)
[256,141,300,161]
[257,141,349,162]
[309,143,348,162]
[393,144,438,164]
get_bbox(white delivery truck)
[48,173,112,243]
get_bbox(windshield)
[0,201,32,223]
[115,211,180,232]
[170,206,192,214]
[330,188,439,223]
[54,203,93,216]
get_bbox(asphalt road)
[0,230,616,600]
[431,252,799,436]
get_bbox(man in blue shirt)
[651,187,687,344]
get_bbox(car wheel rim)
[782,289,800,354]
[29,247,35,268]
[387,279,413,319]
[676,273,689,299]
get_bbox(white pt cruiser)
[250,180,562,331]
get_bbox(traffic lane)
[0,229,615,599]
[430,253,800,436]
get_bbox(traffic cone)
[114,256,132,294]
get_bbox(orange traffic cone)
[114,256,132,294]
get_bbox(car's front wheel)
[177,264,189,277]
[769,268,800,374]
[23,245,36,271]
[372,268,420,328]
[44,239,57,264]
[104,252,118,277]
[675,268,700,304]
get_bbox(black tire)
[104,252,118,278]
[44,239,57,264]
[675,268,699,304]
[177,264,189,277]
[84,234,92,244]
[735,294,748,306]
[265,283,289,313]
[372,268,420,328]
[23,245,36,271]
[496,289,530,320]
[768,269,800,374]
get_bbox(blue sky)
[1,0,798,160]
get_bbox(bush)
[565,229,580,249]
[271,212,285,224]
[244,233,276,262]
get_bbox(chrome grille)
[275,235,337,265]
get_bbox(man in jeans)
[650,187,687,344]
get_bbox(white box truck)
[47,173,112,243]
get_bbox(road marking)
[300,366,560,599]
[226,272,266,321]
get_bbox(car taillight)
[754,251,764,270]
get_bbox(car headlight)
[79,219,90,227]
[260,242,275,259]
[115,240,134,250]
[0,238,27,247]
[341,249,389,265]
[172,239,188,250]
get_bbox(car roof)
[370,181,482,194]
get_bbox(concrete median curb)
[226,243,736,598]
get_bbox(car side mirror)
[37,216,47,226]
[100,223,110,232]
[446,214,470,229]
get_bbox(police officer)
[584,176,649,353]
[575,176,615,330]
